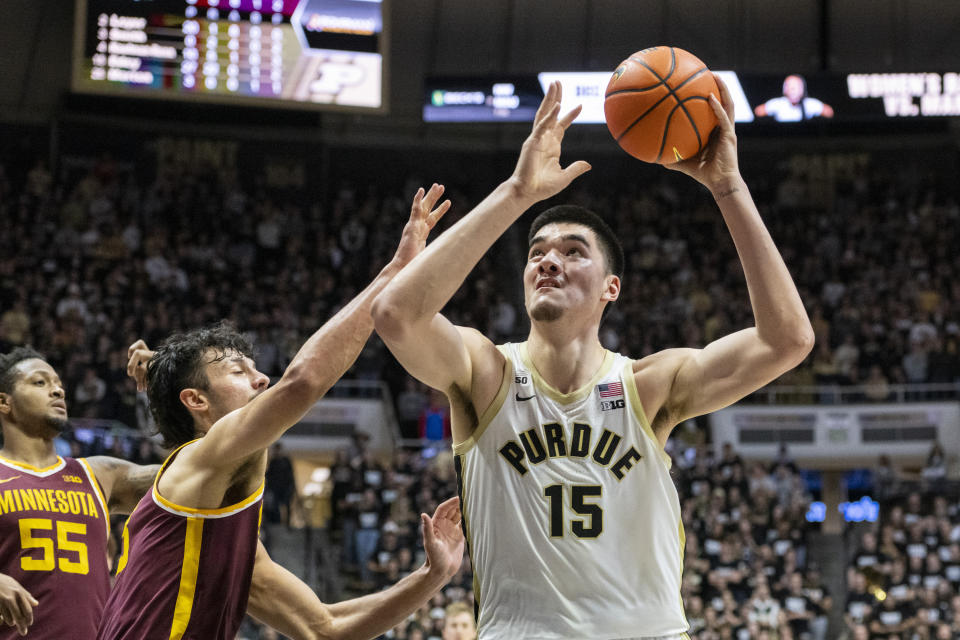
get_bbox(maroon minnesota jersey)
[97,441,263,640]
[0,455,110,640]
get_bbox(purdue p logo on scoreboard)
[600,398,625,411]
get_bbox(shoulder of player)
[167,438,265,484]
[454,326,505,388]
[629,347,698,379]
[83,455,129,482]
[629,348,699,427]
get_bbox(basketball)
[604,47,720,164]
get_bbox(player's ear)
[602,274,620,303]
[0,392,10,416]
[179,388,208,413]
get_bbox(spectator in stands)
[396,378,429,440]
[441,601,477,640]
[355,488,383,587]
[844,570,875,630]
[870,587,916,637]
[265,442,296,527]
[418,389,451,443]
[746,580,783,631]
[921,442,948,490]
[73,365,107,417]
[864,365,892,402]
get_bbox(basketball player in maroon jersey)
[0,347,160,638]
[97,186,465,639]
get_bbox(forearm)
[712,176,813,350]
[374,181,532,326]
[324,564,447,640]
[285,260,403,394]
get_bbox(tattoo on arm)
[125,465,160,495]
[714,187,740,200]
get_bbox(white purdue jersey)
[454,342,688,639]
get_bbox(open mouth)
[536,279,560,290]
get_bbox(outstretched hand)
[509,80,592,203]
[666,73,741,193]
[126,339,155,392]
[421,496,465,582]
[392,184,452,267]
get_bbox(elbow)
[783,321,815,366]
[372,293,411,344]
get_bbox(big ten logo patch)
[62,475,83,484]
[600,399,625,412]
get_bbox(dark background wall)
[3,1,960,143]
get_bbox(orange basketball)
[604,47,720,164]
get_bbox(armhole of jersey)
[151,439,264,518]
[78,458,112,536]
[622,360,672,468]
[452,349,513,456]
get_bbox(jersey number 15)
[543,484,602,538]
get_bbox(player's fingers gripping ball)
[604,46,719,164]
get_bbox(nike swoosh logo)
[515,394,536,402]
[0,475,22,484]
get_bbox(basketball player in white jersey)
[372,79,814,639]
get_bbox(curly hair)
[0,347,46,395]
[146,321,254,449]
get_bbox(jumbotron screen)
[424,71,960,124]
[72,0,388,111]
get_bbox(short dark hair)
[528,205,624,278]
[0,347,46,395]
[146,321,254,449]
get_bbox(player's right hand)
[127,339,155,392]
[391,184,451,268]
[509,80,591,203]
[0,574,38,636]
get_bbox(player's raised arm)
[646,75,814,434]
[247,497,463,640]
[195,189,449,467]
[373,82,591,400]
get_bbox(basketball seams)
[655,96,710,163]
[613,92,672,142]
[605,47,717,163]
[612,65,710,146]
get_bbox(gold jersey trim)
[78,458,111,537]
[169,517,204,640]
[152,440,265,519]
[452,353,513,456]
[622,360,672,468]
[0,455,65,477]
[519,342,615,405]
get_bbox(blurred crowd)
[842,487,960,640]
[3,146,960,441]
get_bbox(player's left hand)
[421,496,465,582]
[391,184,452,267]
[126,339,155,392]
[666,73,741,194]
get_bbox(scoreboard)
[425,71,960,125]
[72,0,388,111]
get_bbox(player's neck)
[0,426,60,468]
[526,329,606,394]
